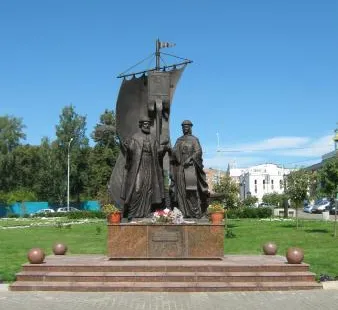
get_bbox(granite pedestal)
[107,223,224,259]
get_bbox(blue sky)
[0,0,337,170]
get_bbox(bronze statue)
[108,39,193,218]
[170,120,209,218]
[121,117,168,219]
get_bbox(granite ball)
[286,247,304,264]
[52,243,68,255]
[263,242,278,255]
[27,248,45,264]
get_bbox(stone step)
[15,271,316,283]
[22,263,309,273]
[10,281,323,292]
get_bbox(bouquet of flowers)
[151,207,184,224]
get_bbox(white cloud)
[218,136,310,152]
[204,155,266,170]
[202,133,335,169]
[216,134,333,157]
[281,135,333,157]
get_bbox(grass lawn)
[225,218,338,279]
[1,217,338,282]
[0,219,107,282]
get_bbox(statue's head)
[139,116,152,134]
[181,120,193,135]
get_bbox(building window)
[255,185,257,193]
[271,180,274,190]
[263,180,265,190]
[280,180,283,189]
[254,179,257,184]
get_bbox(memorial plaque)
[152,232,179,242]
[148,226,184,258]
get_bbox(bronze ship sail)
[108,39,191,209]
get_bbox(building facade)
[204,168,227,193]
[238,164,291,203]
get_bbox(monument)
[108,39,211,220]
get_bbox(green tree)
[286,169,311,229]
[318,157,338,237]
[262,192,284,207]
[213,175,240,209]
[10,145,40,190]
[0,115,26,191]
[319,157,338,198]
[92,109,118,148]
[242,195,258,207]
[0,115,26,154]
[86,110,119,199]
[32,137,62,202]
[55,105,89,204]
[3,188,37,216]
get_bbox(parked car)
[30,208,55,216]
[311,199,331,214]
[303,204,315,213]
[56,207,80,213]
[326,200,338,215]
[258,203,277,209]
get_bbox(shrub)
[67,210,106,219]
[7,214,19,218]
[227,207,272,219]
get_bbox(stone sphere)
[286,247,304,264]
[263,242,278,255]
[52,243,68,255]
[27,248,45,264]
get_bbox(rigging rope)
[118,53,155,76]
[160,52,191,62]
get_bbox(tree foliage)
[213,174,240,209]
[3,189,37,205]
[91,109,118,148]
[0,115,26,154]
[54,105,89,204]
[86,110,119,199]
[242,195,258,207]
[286,169,311,204]
[318,157,338,198]
[262,192,285,207]
[286,169,311,229]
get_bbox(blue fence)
[0,201,101,217]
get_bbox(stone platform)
[107,223,224,258]
[10,254,322,292]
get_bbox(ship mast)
[155,38,160,71]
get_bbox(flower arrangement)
[151,207,184,224]
[207,202,225,214]
[101,204,121,215]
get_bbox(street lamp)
[283,173,288,218]
[216,132,220,184]
[243,180,246,200]
[67,138,73,212]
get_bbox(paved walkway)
[1,286,338,310]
